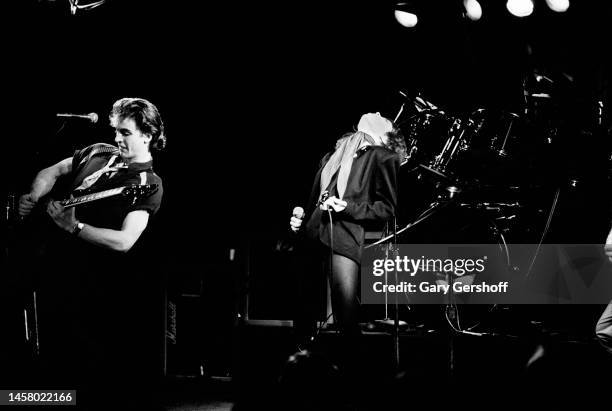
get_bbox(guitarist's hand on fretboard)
[18,193,38,217]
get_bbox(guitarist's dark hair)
[110,97,166,152]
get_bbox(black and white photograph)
[1,0,612,409]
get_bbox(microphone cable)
[327,208,336,327]
[302,206,338,348]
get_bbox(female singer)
[290,112,405,351]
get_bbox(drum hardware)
[429,186,463,204]
[467,111,486,138]
[417,164,454,182]
[494,214,517,221]
[405,143,419,164]
[492,112,519,157]
[414,95,440,112]
[430,117,468,174]
[458,201,521,211]
[400,109,452,169]
[445,185,461,199]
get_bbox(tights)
[328,253,361,337]
[294,246,362,347]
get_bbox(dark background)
[1,0,612,382]
[3,0,610,243]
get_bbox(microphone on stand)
[56,112,99,123]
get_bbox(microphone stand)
[446,271,456,379]
[392,218,401,371]
[373,218,407,371]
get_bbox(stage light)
[506,0,534,17]
[463,0,482,21]
[394,10,418,27]
[545,0,570,13]
[394,2,418,28]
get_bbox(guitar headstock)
[122,184,159,200]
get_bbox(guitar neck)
[60,187,125,208]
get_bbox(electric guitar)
[45,183,159,210]
[4,184,158,359]
[9,183,158,222]
[12,182,159,255]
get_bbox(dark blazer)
[304,145,400,263]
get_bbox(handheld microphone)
[56,112,99,123]
[289,206,305,236]
[278,206,306,252]
[292,206,305,219]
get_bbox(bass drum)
[395,201,511,332]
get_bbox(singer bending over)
[290,112,404,356]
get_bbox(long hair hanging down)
[384,127,407,162]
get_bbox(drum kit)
[370,91,570,339]
[367,85,610,372]
[393,93,558,250]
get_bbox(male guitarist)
[19,97,164,248]
[17,97,165,407]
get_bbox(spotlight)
[394,3,418,28]
[506,0,534,17]
[395,10,418,27]
[463,0,482,21]
[545,0,570,13]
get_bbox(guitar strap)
[75,155,128,191]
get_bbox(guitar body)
[17,182,158,254]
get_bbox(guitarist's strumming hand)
[47,200,78,233]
